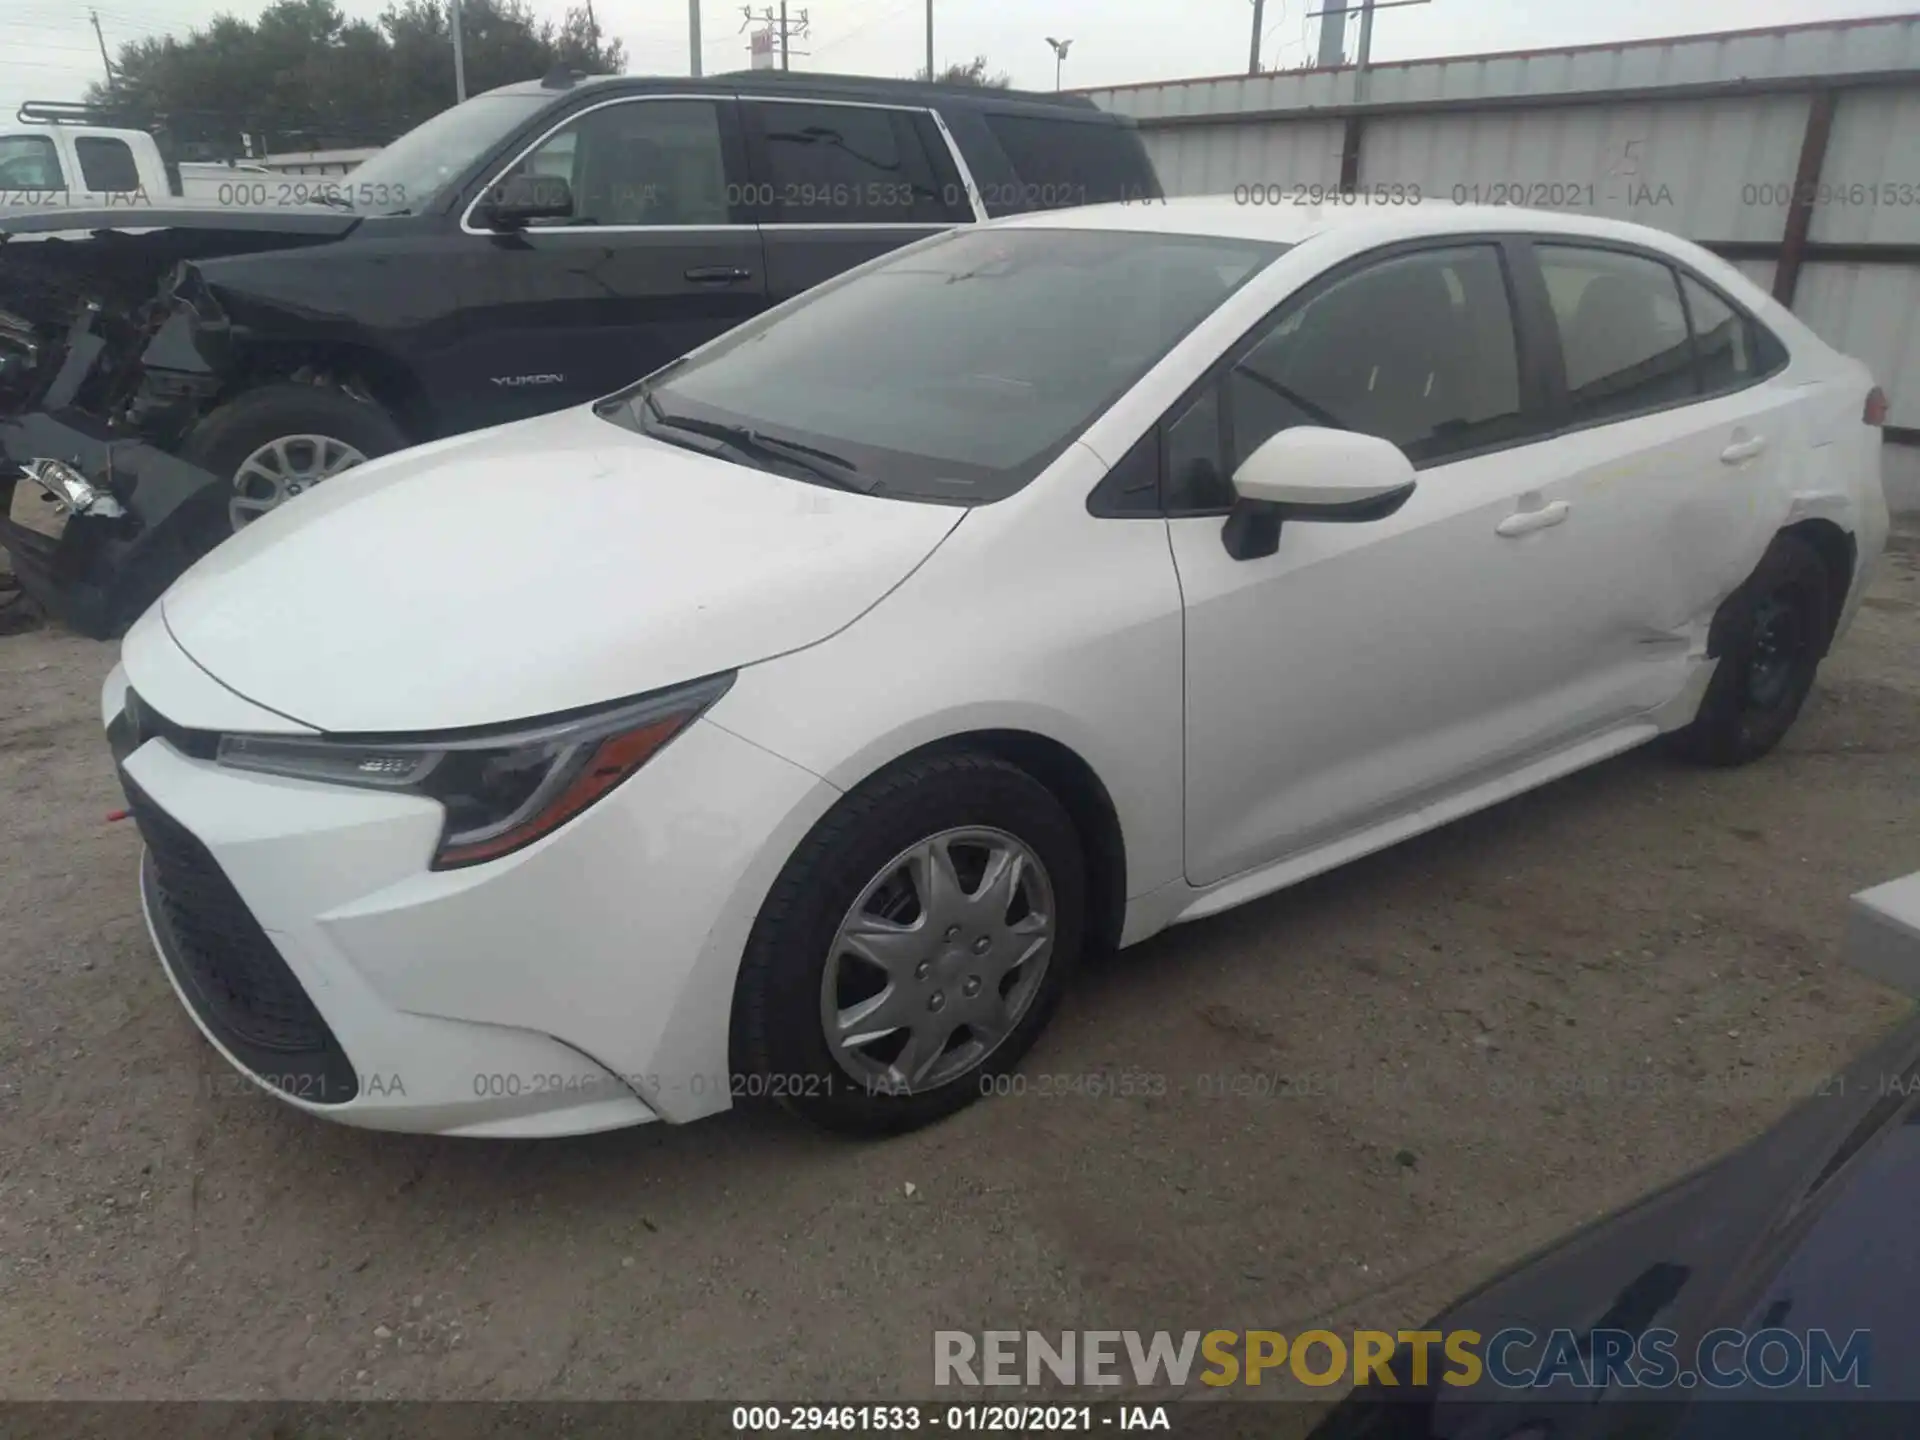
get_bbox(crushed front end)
[1,410,230,636]
[1,232,234,637]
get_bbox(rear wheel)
[181,383,408,535]
[1669,533,1833,766]
[734,751,1086,1136]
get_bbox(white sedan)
[104,199,1890,1138]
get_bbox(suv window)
[74,136,142,192]
[977,112,1156,214]
[0,135,63,189]
[1165,244,1524,511]
[1539,245,1695,423]
[504,98,731,227]
[745,101,963,224]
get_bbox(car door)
[737,97,977,307]
[1169,240,1620,889]
[1510,240,1799,719]
[444,93,767,430]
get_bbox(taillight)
[1865,386,1889,427]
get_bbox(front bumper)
[1,409,227,638]
[104,643,841,1138]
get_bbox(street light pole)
[925,0,934,81]
[449,0,468,100]
[690,0,703,76]
[1045,36,1072,91]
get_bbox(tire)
[181,383,408,538]
[734,750,1087,1136]
[1668,533,1834,767]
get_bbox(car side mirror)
[1221,426,1418,561]
[478,174,574,229]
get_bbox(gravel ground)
[0,527,1916,1404]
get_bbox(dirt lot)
[1,529,1917,1405]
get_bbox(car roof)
[986,195,1728,263]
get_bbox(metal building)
[1082,13,1920,509]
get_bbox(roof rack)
[712,69,1099,107]
[17,99,135,127]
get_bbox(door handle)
[1496,500,1570,537]
[684,265,753,283]
[1720,436,1768,465]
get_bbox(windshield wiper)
[641,392,873,493]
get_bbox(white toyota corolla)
[104,199,1889,1138]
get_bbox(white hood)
[160,406,965,732]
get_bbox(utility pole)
[449,0,468,101]
[690,0,703,76]
[1248,0,1264,74]
[925,0,933,82]
[89,9,116,91]
[741,6,809,70]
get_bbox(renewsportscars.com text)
[934,1328,1871,1391]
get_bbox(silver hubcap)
[821,827,1055,1096]
[230,434,368,531]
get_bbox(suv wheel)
[182,383,409,534]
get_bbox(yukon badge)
[491,373,566,387]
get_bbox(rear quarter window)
[976,112,1159,215]
[74,137,143,192]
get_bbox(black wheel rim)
[1744,590,1806,711]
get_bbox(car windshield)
[604,227,1287,503]
[343,92,553,214]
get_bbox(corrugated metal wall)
[1085,15,1920,453]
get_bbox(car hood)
[0,206,361,240]
[159,406,966,732]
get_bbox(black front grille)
[122,772,360,1104]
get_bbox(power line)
[0,32,105,53]
[811,0,914,59]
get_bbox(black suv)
[0,69,1160,635]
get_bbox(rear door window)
[743,100,965,225]
[977,112,1157,214]
[1538,245,1696,424]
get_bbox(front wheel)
[734,751,1086,1135]
[181,383,409,535]
[1669,533,1833,766]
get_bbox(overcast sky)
[2,0,1908,121]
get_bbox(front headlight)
[214,673,734,869]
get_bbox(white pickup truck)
[0,116,278,211]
